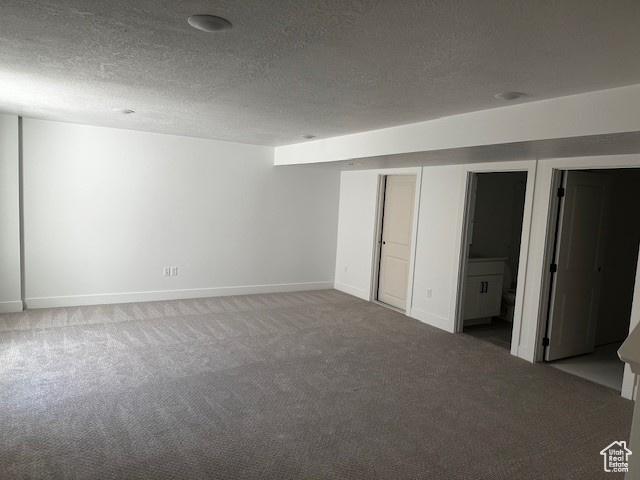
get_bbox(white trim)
[369,175,386,302]
[621,244,640,400]
[523,155,640,366]
[531,169,564,361]
[621,365,637,401]
[449,160,537,360]
[367,167,422,312]
[0,300,23,313]
[519,154,640,400]
[334,281,370,300]
[405,169,423,315]
[24,281,334,309]
[411,307,455,333]
[453,172,476,333]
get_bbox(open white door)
[545,171,611,361]
[377,175,416,310]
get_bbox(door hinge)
[542,337,550,347]
[550,263,558,273]
[557,187,565,198]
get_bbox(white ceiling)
[1,0,639,146]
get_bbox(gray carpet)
[0,290,633,479]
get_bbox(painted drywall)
[334,160,536,353]
[333,163,522,334]
[595,170,640,346]
[520,154,640,365]
[0,114,22,312]
[471,172,527,288]
[21,119,340,307]
[333,167,420,301]
[275,85,640,165]
[410,165,465,332]
[333,171,380,300]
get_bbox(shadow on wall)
[470,172,527,290]
[595,169,640,346]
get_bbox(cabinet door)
[463,276,484,320]
[479,274,503,318]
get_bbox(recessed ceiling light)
[494,92,527,101]
[114,108,135,114]
[301,134,316,140]
[188,15,233,32]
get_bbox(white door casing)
[546,171,611,361]
[378,175,416,310]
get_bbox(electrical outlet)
[171,266,178,276]
[163,267,171,277]
[426,288,433,298]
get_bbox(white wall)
[333,160,536,352]
[333,167,420,301]
[275,84,640,165]
[21,119,340,307]
[0,114,22,312]
[521,154,640,364]
[333,171,380,299]
[410,165,465,332]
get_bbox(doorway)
[459,172,528,349]
[375,175,417,311]
[544,169,640,392]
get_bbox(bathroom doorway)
[458,171,528,350]
[543,168,640,392]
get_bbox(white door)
[545,171,611,361]
[479,274,504,318]
[377,175,416,310]
[463,276,484,319]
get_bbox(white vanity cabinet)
[463,258,505,322]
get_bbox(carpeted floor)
[0,290,633,479]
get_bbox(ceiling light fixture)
[188,15,233,32]
[114,108,135,114]
[494,91,527,101]
[301,134,316,140]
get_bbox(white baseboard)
[0,300,24,313]
[25,281,334,309]
[409,307,455,333]
[333,281,370,301]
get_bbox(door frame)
[531,161,640,400]
[452,161,537,360]
[370,170,422,314]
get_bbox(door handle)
[382,241,386,245]
[480,281,484,294]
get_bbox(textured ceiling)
[1,0,639,146]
